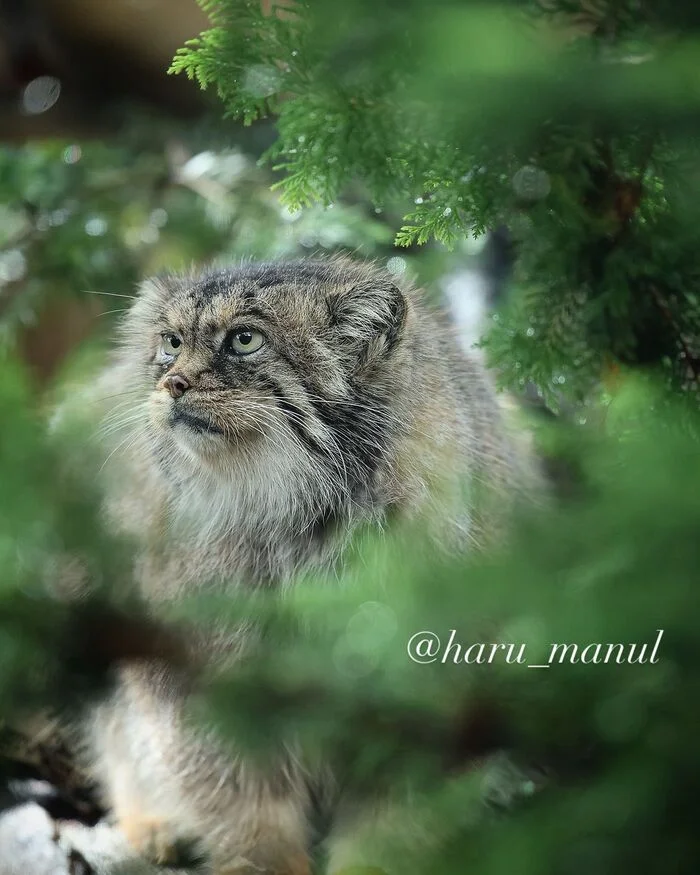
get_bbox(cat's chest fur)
[140,513,342,597]
[131,453,377,598]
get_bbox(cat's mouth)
[170,409,225,437]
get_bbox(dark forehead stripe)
[190,273,224,302]
[184,260,360,302]
[254,270,285,289]
[188,273,261,309]
[247,261,339,289]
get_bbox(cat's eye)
[161,333,182,356]
[225,329,265,356]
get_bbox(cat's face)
[116,259,410,501]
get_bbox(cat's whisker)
[99,398,144,418]
[97,417,149,440]
[95,308,129,318]
[98,425,147,473]
[97,418,150,441]
[83,290,137,300]
[77,390,143,406]
[97,402,150,429]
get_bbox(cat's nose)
[163,374,191,399]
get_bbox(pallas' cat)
[85,257,537,874]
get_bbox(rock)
[0,803,201,875]
[0,803,69,875]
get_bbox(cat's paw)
[118,815,187,867]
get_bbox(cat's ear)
[326,283,408,365]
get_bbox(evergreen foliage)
[172,0,700,404]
